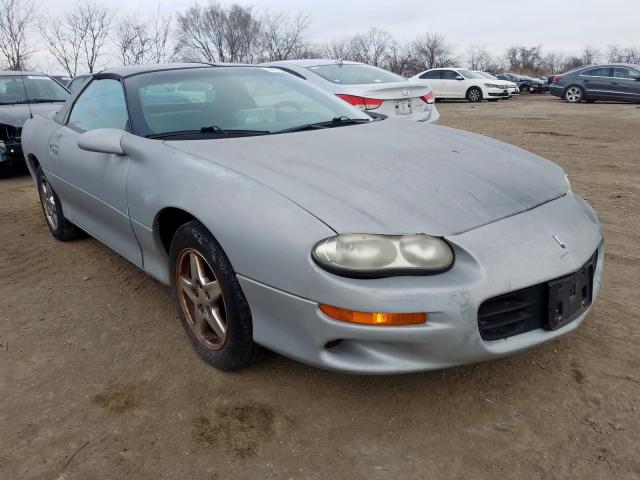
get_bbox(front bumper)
[487,87,510,98]
[0,139,23,169]
[240,193,603,374]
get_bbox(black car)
[550,64,640,103]
[0,71,70,176]
[497,73,546,93]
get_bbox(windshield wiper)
[273,117,372,134]
[146,126,270,139]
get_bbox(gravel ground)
[1,95,639,480]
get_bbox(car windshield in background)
[459,70,485,80]
[307,63,406,84]
[125,67,372,139]
[479,72,498,80]
[0,75,68,105]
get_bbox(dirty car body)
[21,64,603,374]
[0,72,68,174]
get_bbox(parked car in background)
[476,71,519,97]
[550,64,640,103]
[0,71,69,176]
[67,74,91,93]
[497,74,546,93]
[261,59,439,123]
[411,67,510,102]
[21,63,603,373]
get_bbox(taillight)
[420,91,435,104]
[552,75,561,83]
[336,94,384,110]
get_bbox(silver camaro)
[21,63,604,374]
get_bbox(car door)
[578,67,613,99]
[612,67,640,102]
[418,70,443,97]
[440,70,464,98]
[48,77,143,266]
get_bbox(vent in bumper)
[478,284,547,341]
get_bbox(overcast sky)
[33,0,639,71]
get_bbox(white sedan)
[476,71,520,97]
[411,68,510,102]
[261,59,440,123]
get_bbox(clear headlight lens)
[312,234,454,278]
[484,83,501,89]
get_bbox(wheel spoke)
[179,275,197,302]
[193,309,207,335]
[207,305,227,339]
[189,253,209,286]
[202,280,222,303]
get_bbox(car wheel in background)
[565,86,584,103]
[466,87,482,102]
[36,167,83,241]
[170,220,263,371]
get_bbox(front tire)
[466,87,483,103]
[169,220,262,371]
[36,167,83,241]
[565,85,584,103]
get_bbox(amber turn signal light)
[319,304,427,326]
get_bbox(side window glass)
[420,71,440,80]
[441,70,459,80]
[68,79,128,131]
[583,67,611,77]
[614,68,636,79]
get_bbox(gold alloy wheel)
[176,248,228,350]
[39,177,58,230]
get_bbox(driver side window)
[68,79,128,132]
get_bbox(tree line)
[1,0,639,77]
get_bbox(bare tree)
[113,8,172,66]
[261,11,309,61]
[318,37,354,60]
[581,46,600,65]
[0,0,35,70]
[409,33,457,71]
[504,45,543,74]
[606,44,640,64]
[383,41,413,76]
[176,2,261,63]
[76,3,113,72]
[349,27,393,67]
[465,45,495,71]
[543,51,566,73]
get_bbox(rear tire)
[169,220,263,371]
[466,87,483,103]
[36,167,83,241]
[564,85,584,103]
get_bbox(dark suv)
[550,64,640,103]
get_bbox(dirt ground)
[1,95,639,480]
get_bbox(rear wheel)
[36,167,83,241]
[466,87,482,102]
[565,86,584,103]
[170,220,263,371]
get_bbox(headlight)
[564,173,572,192]
[484,83,501,89]
[312,234,454,278]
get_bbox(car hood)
[0,102,62,127]
[168,120,567,236]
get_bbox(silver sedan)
[21,63,603,374]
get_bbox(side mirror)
[455,75,464,81]
[78,128,125,155]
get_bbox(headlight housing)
[484,83,501,89]
[312,234,454,278]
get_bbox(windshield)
[478,72,498,80]
[458,70,485,79]
[307,63,406,84]
[125,66,372,138]
[0,75,69,105]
